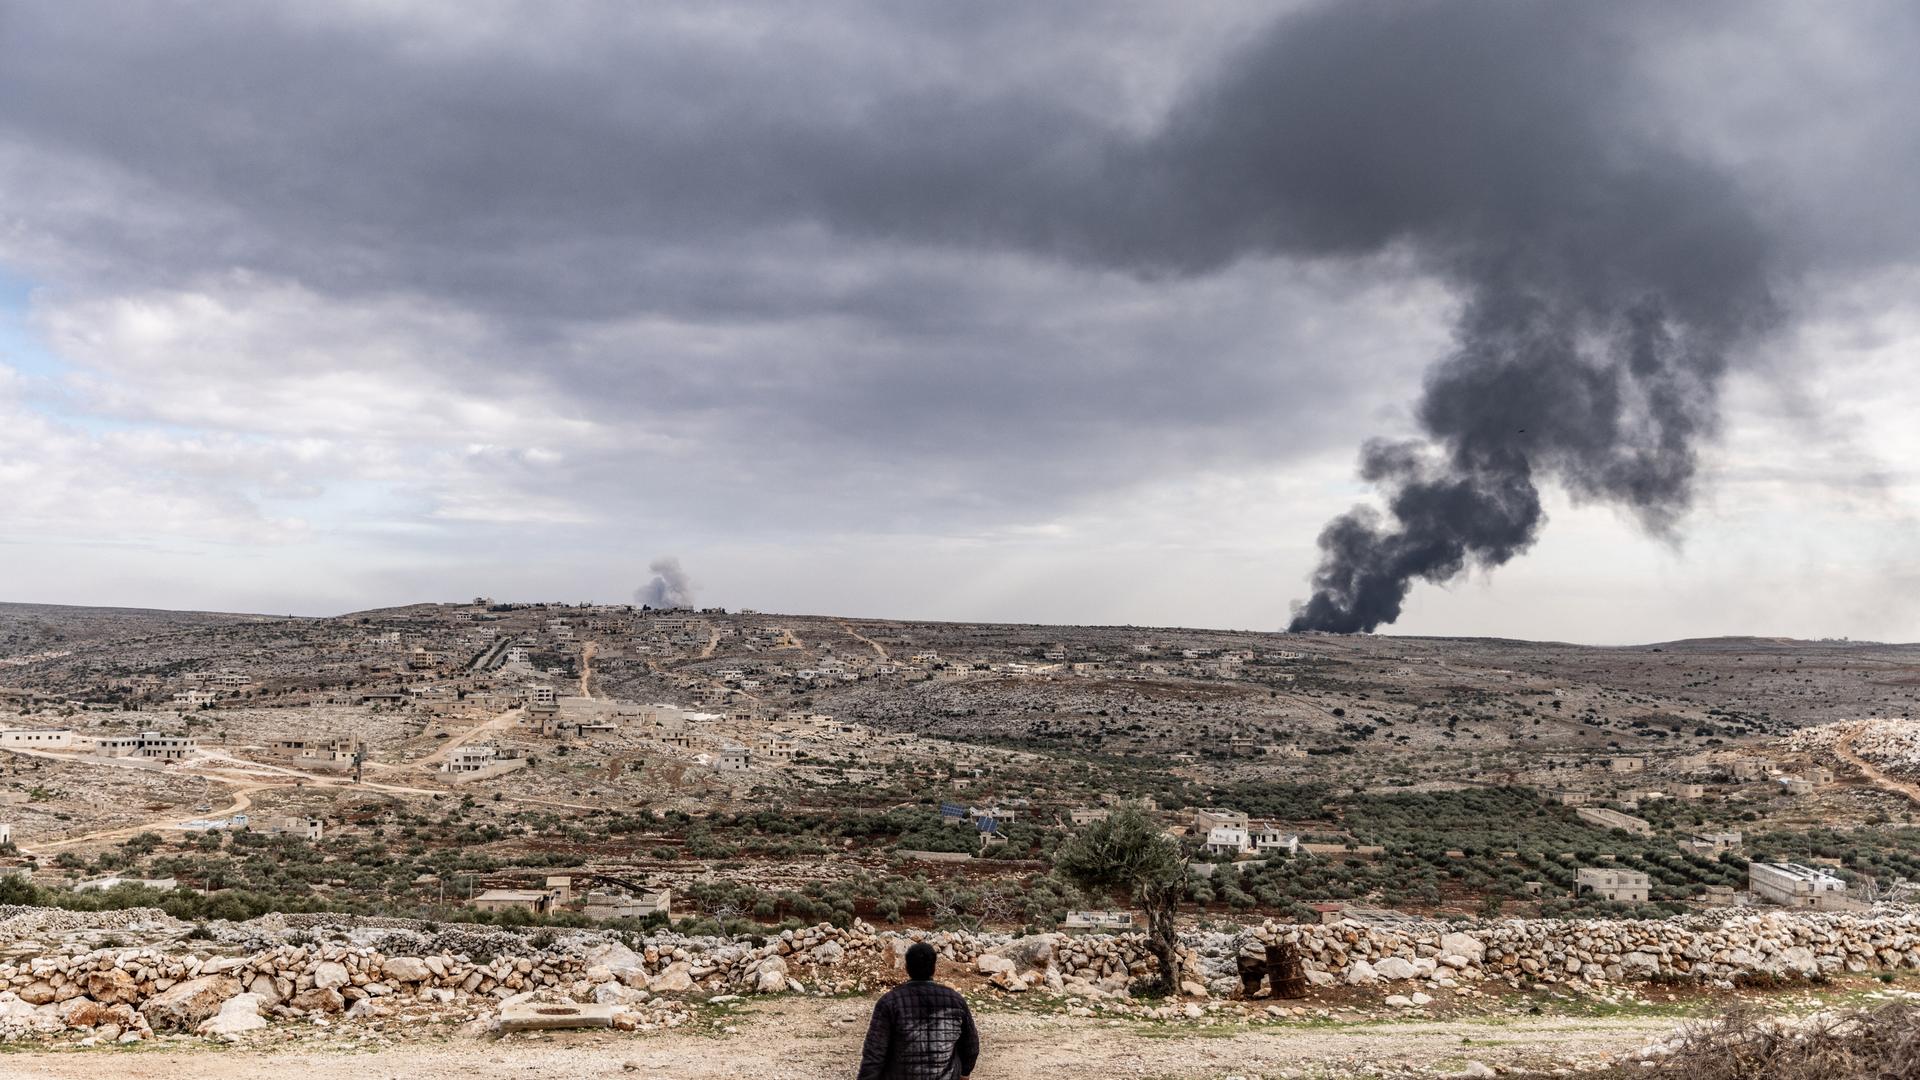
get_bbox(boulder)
[85,968,140,1005]
[382,957,432,983]
[648,962,694,993]
[310,961,350,990]
[983,934,1059,978]
[988,970,1029,992]
[754,955,789,994]
[58,997,112,1028]
[144,974,243,1032]
[198,993,268,1037]
[16,981,56,1006]
[289,987,345,1014]
[1439,932,1486,965]
[1345,960,1380,986]
[580,941,646,978]
[1374,957,1419,981]
[975,954,1016,977]
[812,941,845,966]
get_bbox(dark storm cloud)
[0,0,1914,602]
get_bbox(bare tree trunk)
[1142,881,1181,995]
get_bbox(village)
[2,601,1917,936]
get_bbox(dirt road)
[840,621,889,660]
[417,707,524,769]
[580,641,598,698]
[1,997,1675,1079]
[1835,729,1920,804]
[26,779,274,853]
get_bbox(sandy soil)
[2,997,1683,1080]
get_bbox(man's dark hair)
[904,942,937,981]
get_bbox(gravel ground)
[2,996,1684,1079]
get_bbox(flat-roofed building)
[470,888,556,914]
[0,728,74,749]
[138,733,196,761]
[1679,830,1742,855]
[1193,807,1249,833]
[84,735,145,758]
[1203,825,1252,856]
[1778,776,1816,796]
[1062,910,1135,932]
[1749,862,1851,909]
[1574,867,1649,903]
[1250,824,1300,855]
[582,887,672,921]
[1576,806,1653,836]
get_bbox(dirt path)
[417,707,524,770]
[26,779,273,854]
[697,627,720,659]
[1835,729,1920,803]
[840,621,889,660]
[580,641,598,698]
[0,997,1677,1079]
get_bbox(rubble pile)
[1788,718,1920,778]
[3,907,1920,1043]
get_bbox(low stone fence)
[3,906,1920,1041]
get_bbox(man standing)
[857,942,980,1080]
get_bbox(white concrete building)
[0,728,74,749]
[1250,825,1299,855]
[138,733,196,761]
[446,745,501,773]
[1203,826,1252,856]
[1749,862,1850,909]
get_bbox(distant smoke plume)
[633,556,695,609]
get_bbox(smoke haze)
[634,557,695,610]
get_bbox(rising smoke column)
[1071,1,1781,634]
[633,556,695,609]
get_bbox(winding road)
[1835,728,1920,804]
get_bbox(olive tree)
[1053,806,1188,993]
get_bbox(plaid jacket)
[856,979,980,1080]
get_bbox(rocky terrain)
[7,903,1920,1047]
[6,601,1920,1075]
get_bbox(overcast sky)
[1,1,1918,643]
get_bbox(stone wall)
[3,905,1919,1042]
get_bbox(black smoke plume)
[813,1,1782,632]
[1094,2,1781,633]
[633,556,695,609]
